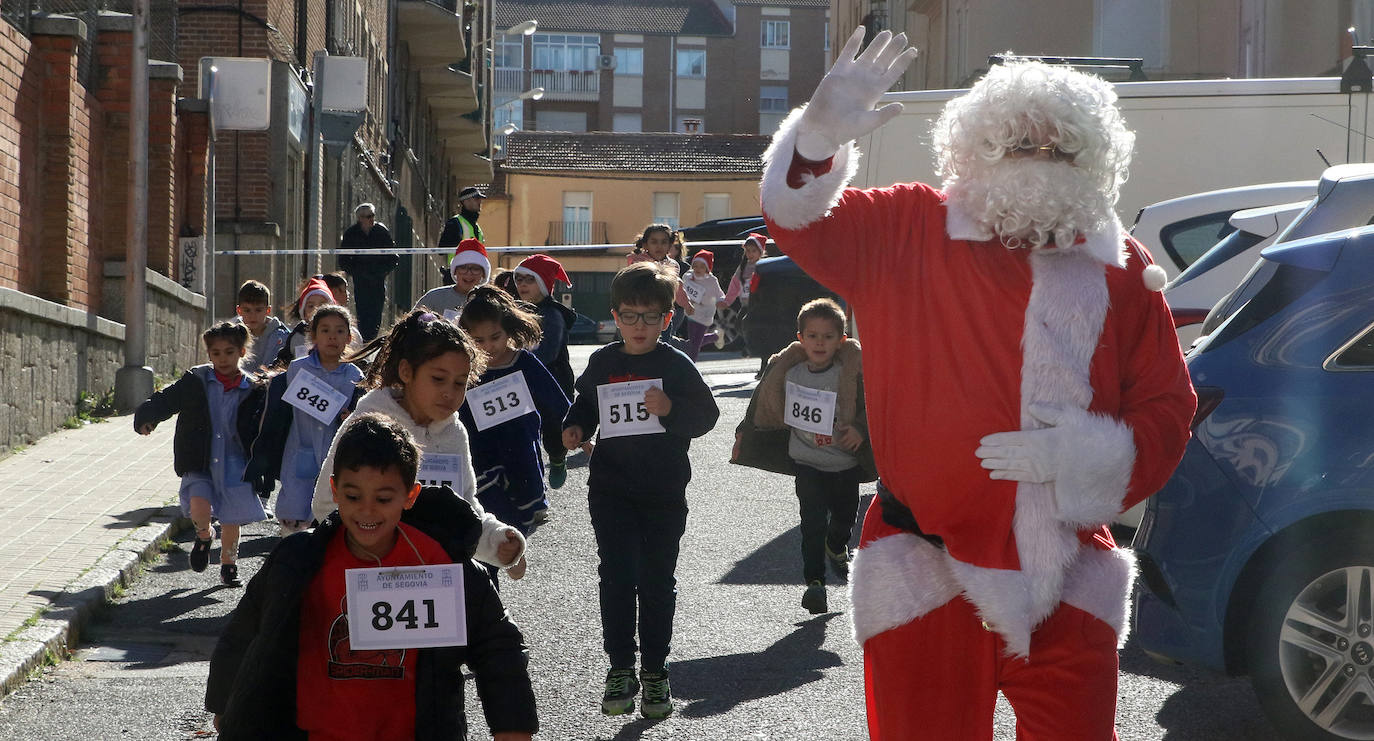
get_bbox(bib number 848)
[791,402,823,425]
[607,401,650,424]
[372,599,440,630]
[296,387,330,412]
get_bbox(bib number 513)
[481,391,521,417]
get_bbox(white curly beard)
[944,158,1118,251]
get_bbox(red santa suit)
[760,106,1196,740]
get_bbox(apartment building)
[835,0,1374,91]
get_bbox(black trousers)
[352,274,387,341]
[795,464,862,584]
[588,489,688,673]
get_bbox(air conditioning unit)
[597,54,617,71]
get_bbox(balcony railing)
[546,221,608,246]
[493,68,523,93]
[530,69,600,100]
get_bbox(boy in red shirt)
[206,412,537,740]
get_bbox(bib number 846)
[372,599,439,630]
[791,402,823,425]
[296,387,330,412]
[607,401,650,424]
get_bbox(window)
[562,191,593,244]
[653,192,680,229]
[494,37,523,69]
[1159,211,1237,271]
[824,20,830,50]
[613,113,642,132]
[1094,0,1166,68]
[761,20,791,49]
[536,110,588,132]
[760,85,789,112]
[703,194,731,222]
[532,33,600,72]
[613,47,643,75]
[676,49,706,78]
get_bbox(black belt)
[876,480,944,549]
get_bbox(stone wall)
[102,261,206,377]
[0,288,123,453]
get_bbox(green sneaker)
[601,668,639,715]
[825,542,851,578]
[802,580,828,615]
[640,669,673,718]
[548,461,567,490]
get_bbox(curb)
[0,506,188,697]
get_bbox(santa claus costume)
[760,30,1196,740]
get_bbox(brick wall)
[0,24,42,297]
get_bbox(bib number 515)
[607,401,650,424]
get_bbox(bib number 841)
[296,387,330,412]
[607,401,650,424]
[372,599,440,630]
[791,402,823,425]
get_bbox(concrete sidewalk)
[0,415,183,695]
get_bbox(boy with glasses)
[561,262,720,719]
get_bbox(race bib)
[466,371,535,431]
[596,379,665,439]
[682,280,704,304]
[345,564,466,650]
[416,453,466,490]
[285,369,348,424]
[785,381,837,436]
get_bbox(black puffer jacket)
[204,488,538,739]
[530,295,576,397]
[132,366,266,477]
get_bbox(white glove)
[975,404,1074,484]
[795,28,919,161]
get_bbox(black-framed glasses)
[616,311,664,326]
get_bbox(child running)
[246,305,365,535]
[134,322,268,587]
[232,279,291,372]
[458,287,570,577]
[677,251,727,362]
[277,275,336,366]
[206,412,538,739]
[562,262,720,719]
[511,254,576,489]
[310,309,526,570]
[320,271,366,351]
[732,298,876,614]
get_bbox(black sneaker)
[220,563,241,587]
[640,669,673,719]
[802,580,828,614]
[601,668,639,716]
[825,542,851,578]
[189,537,212,573]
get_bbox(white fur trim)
[1052,410,1136,528]
[849,533,961,646]
[513,266,548,296]
[450,251,491,281]
[299,288,333,314]
[1061,546,1136,646]
[949,559,1035,657]
[760,105,860,231]
[1143,264,1168,291]
[944,199,1129,268]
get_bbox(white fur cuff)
[1061,546,1136,647]
[1053,411,1136,528]
[760,105,860,231]
[849,534,961,646]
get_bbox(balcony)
[530,69,600,101]
[546,221,609,246]
[397,0,464,69]
[493,68,523,94]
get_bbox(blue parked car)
[1133,224,1374,740]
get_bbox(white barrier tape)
[213,239,760,256]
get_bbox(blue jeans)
[588,490,688,672]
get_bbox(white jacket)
[311,387,525,567]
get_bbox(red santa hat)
[514,254,571,297]
[691,251,715,272]
[743,233,767,252]
[296,276,333,317]
[449,238,490,283]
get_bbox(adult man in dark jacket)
[337,202,398,340]
[437,186,487,285]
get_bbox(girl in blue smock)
[134,323,268,587]
[458,287,571,575]
[246,305,363,535]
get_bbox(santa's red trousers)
[863,593,1121,740]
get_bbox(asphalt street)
[0,348,1286,740]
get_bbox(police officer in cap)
[437,186,487,285]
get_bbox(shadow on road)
[672,614,843,718]
[102,506,168,529]
[717,493,874,586]
[1118,643,1280,740]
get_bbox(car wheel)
[1248,540,1374,740]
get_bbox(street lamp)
[497,122,520,136]
[499,87,544,105]
[504,20,538,37]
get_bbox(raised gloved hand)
[974,403,1075,484]
[795,27,919,161]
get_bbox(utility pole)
[114,0,153,411]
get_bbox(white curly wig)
[934,59,1135,250]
